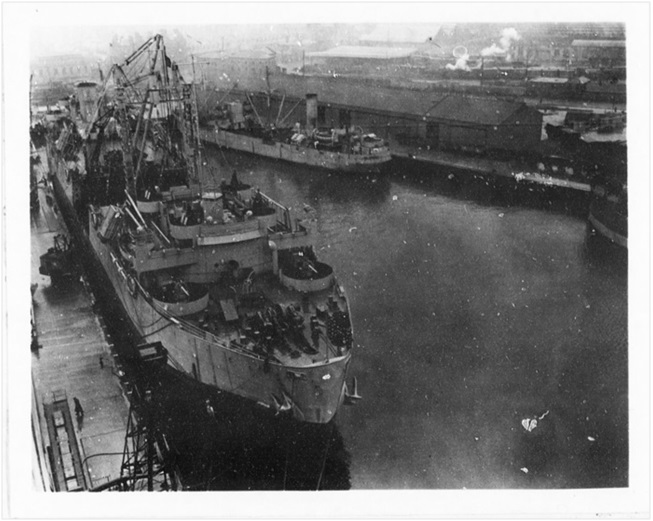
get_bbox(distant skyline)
[30,21,626,61]
[30,23,373,59]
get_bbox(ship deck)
[180,271,350,368]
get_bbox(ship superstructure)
[200,91,391,173]
[43,35,355,424]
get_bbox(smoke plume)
[445,54,470,71]
[446,46,471,71]
[481,27,521,60]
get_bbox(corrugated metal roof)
[306,46,417,60]
[529,77,569,84]
[571,39,626,47]
[201,49,276,61]
[359,24,442,44]
[265,77,527,125]
[270,77,445,116]
[227,49,276,60]
[426,95,524,125]
[431,23,625,46]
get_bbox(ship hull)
[588,207,627,248]
[201,127,390,173]
[47,153,350,424]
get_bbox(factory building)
[423,22,625,69]
[510,23,625,67]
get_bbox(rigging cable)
[315,421,335,491]
[282,422,292,490]
[139,320,175,341]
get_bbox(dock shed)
[232,74,543,155]
[305,46,418,75]
[423,95,543,152]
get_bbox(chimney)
[306,93,317,133]
[75,82,98,123]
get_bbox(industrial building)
[208,74,543,155]
[570,40,626,68]
[304,46,418,75]
[196,49,279,87]
[510,23,625,67]
[358,23,442,48]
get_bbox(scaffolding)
[91,342,180,492]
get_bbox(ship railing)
[258,192,306,234]
[161,184,202,202]
[198,218,261,237]
[258,192,288,214]
[267,217,310,236]
[109,252,133,285]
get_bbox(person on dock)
[73,397,84,418]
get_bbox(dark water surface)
[75,146,627,490]
[200,147,628,489]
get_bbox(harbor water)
[50,145,628,490]
[198,147,628,489]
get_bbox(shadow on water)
[74,234,351,491]
[388,157,590,217]
[149,370,351,490]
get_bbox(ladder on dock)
[42,390,86,491]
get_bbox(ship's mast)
[29,73,33,121]
[189,54,203,184]
[86,34,203,203]
[115,84,137,197]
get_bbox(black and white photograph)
[2,2,650,519]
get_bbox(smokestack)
[75,82,98,123]
[306,93,317,133]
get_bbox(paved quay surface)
[30,181,130,491]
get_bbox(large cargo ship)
[588,172,627,248]
[40,35,357,424]
[199,93,391,173]
[585,140,627,249]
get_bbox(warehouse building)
[217,75,543,155]
[304,46,418,75]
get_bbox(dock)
[388,142,592,192]
[30,184,130,491]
